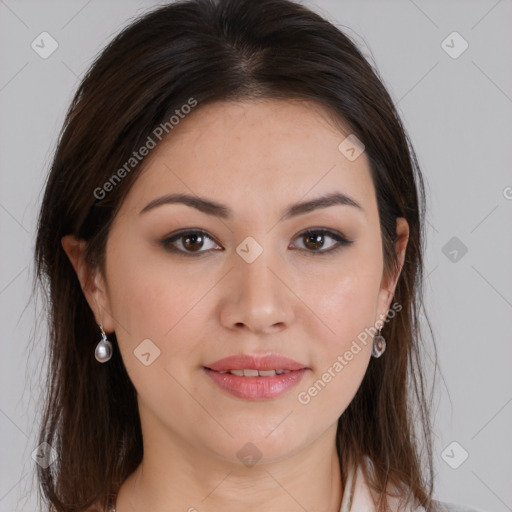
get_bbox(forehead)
[118,99,376,220]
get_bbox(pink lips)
[203,353,308,400]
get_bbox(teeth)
[259,370,277,377]
[218,369,292,377]
[243,369,260,377]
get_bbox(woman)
[33,0,483,511]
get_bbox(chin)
[201,431,308,467]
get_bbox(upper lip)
[204,353,307,371]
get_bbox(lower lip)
[203,367,307,400]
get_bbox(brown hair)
[34,0,439,510]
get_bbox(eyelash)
[160,228,354,257]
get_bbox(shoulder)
[432,499,488,512]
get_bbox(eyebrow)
[139,191,363,220]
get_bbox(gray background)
[1,1,511,511]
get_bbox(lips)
[203,353,307,372]
[204,367,307,400]
[203,353,308,400]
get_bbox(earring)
[371,326,386,358]
[95,324,113,363]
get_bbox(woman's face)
[82,99,408,464]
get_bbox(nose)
[219,245,295,335]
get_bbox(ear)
[61,235,116,333]
[376,217,409,326]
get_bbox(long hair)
[34,0,439,510]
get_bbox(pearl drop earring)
[95,324,113,363]
[371,326,386,358]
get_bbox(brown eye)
[161,230,222,256]
[303,232,325,251]
[292,229,353,254]
[182,232,204,251]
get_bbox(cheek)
[295,344,370,429]
[293,243,382,414]
[305,242,383,345]
[105,260,213,413]
[314,273,378,335]
[104,239,213,376]
[106,221,205,328]
[294,270,379,421]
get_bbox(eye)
[161,229,222,256]
[290,229,353,255]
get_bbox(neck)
[115,419,344,512]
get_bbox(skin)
[62,99,409,512]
